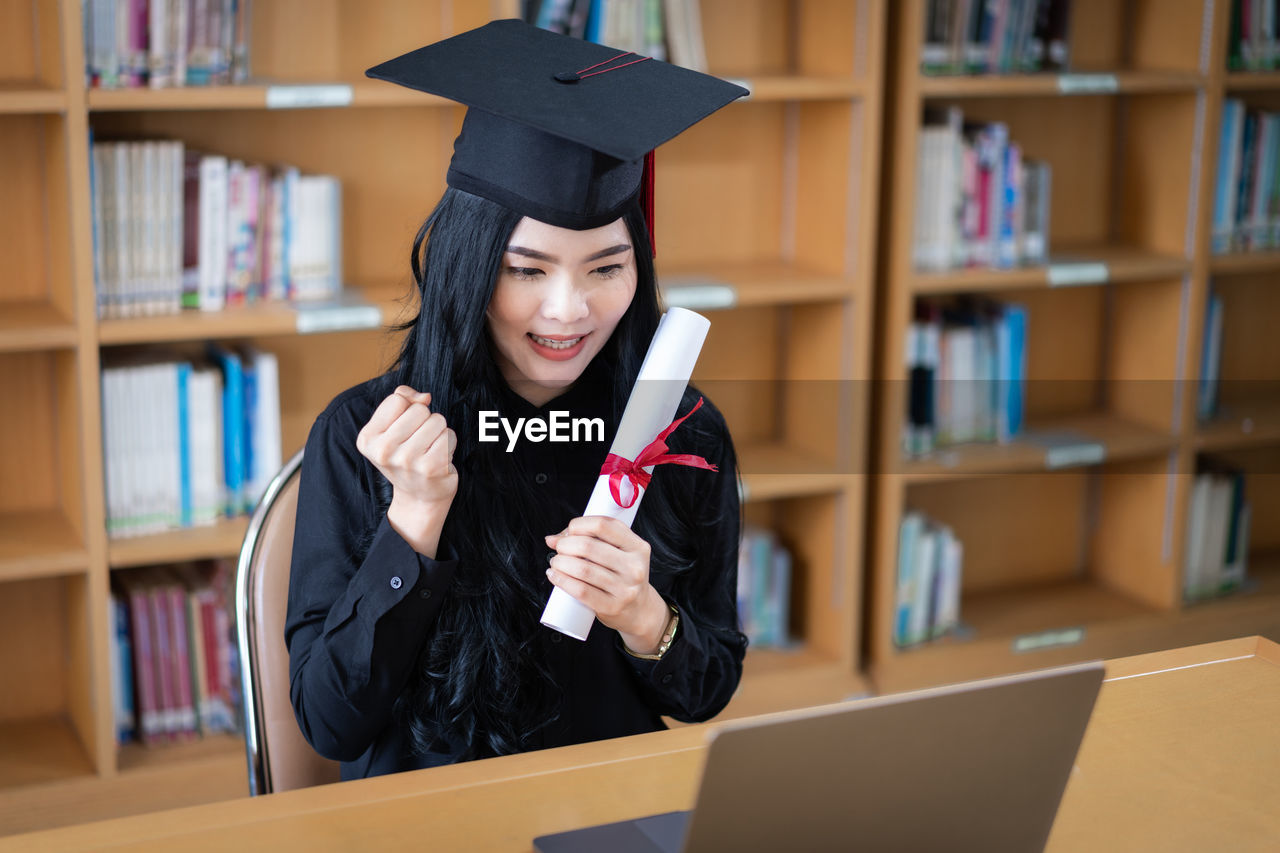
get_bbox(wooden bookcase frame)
[870,0,1280,693]
[0,0,884,833]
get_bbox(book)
[210,345,246,515]
[115,573,164,743]
[1197,289,1223,422]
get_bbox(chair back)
[235,448,341,795]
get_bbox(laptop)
[533,661,1103,853]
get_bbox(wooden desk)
[4,637,1277,852]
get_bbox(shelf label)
[1044,442,1106,469]
[295,303,381,334]
[266,84,354,109]
[724,78,753,99]
[1056,73,1119,95]
[1047,262,1109,287]
[1013,627,1085,653]
[663,283,738,310]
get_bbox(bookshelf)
[0,0,884,834]
[870,0,1280,693]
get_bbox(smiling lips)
[527,332,589,361]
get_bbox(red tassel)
[641,150,656,258]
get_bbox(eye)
[592,264,625,279]
[506,266,544,280]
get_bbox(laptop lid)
[682,660,1103,852]
[534,660,1103,853]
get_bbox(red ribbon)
[599,397,719,509]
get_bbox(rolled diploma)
[540,306,712,640]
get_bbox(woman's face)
[486,215,638,406]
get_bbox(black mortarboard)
[365,19,748,234]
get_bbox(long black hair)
[373,187,737,761]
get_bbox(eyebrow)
[505,244,633,264]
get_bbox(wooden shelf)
[721,648,870,720]
[0,717,94,791]
[88,80,452,111]
[736,75,871,101]
[0,83,66,114]
[873,560,1280,694]
[0,302,78,352]
[738,443,848,502]
[911,246,1188,295]
[97,286,411,345]
[86,74,869,113]
[662,263,853,310]
[0,734,246,836]
[117,732,244,774]
[897,413,1176,482]
[1196,399,1280,452]
[872,577,1159,692]
[1224,71,1280,91]
[1209,250,1280,276]
[0,510,88,582]
[918,69,1204,98]
[108,516,249,569]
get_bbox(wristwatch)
[625,603,680,661]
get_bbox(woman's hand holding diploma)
[356,386,458,559]
[545,517,671,655]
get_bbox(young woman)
[286,20,749,780]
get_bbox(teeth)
[530,334,583,350]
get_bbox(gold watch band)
[625,604,680,661]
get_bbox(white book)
[120,366,142,534]
[112,366,134,534]
[894,512,925,646]
[160,362,182,528]
[130,143,148,316]
[199,154,228,311]
[169,141,185,312]
[148,0,171,87]
[145,142,164,314]
[101,368,121,533]
[908,526,939,645]
[1201,476,1234,598]
[663,0,707,72]
[139,365,162,532]
[934,526,963,637]
[92,144,113,317]
[188,366,224,525]
[112,144,130,318]
[1183,474,1211,600]
[291,175,343,300]
[171,0,190,86]
[242,347,281,505]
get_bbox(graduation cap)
[365,19,748,241]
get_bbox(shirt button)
[546,551,556,565]
[660,674,673,685]
[534,472,549,485]
[420,588,432,599]
[389,576,402,590]
[550,633,562,644]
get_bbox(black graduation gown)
[285,364,745,780]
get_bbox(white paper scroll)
[540,307,712,640]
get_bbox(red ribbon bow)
[599,397,719,509]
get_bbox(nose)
[540,274,589,324]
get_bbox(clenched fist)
[356,386,457,557]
